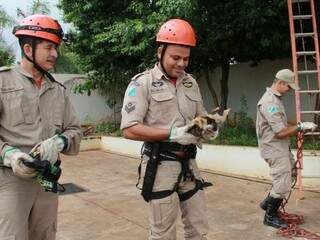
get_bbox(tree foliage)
[17,0,50,18]
[0,6,15,66]
[59,0,197,107]
[190,0,291,110]
[59,0,303,109]
[0,43,14,66]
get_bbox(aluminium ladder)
[287,0,320,198]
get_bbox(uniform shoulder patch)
[127,85,137,97]
[131,69,150,81]
[0,66,13,72]
[268,105,279,114]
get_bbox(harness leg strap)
[178,179,205,202]
[141,142,161,202]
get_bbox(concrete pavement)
[57,150,320,240]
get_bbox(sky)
[0,0,70,60]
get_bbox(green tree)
[0,43,14,66]
[0,6,15,66]
[59,0,197,107]
[58,0,298,109]
[190,0,291,110]
[17,0,50,18]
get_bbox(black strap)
[144,141,196,154]
[139,142,199,202]
[141,142,161,202]
[13,25,64,38]
[149,190,175,200]
[178,179,204,202]
[150,178,213,202]
[24,38,66,89]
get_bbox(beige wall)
[198,58,318,122]
[53,58,318,125]
[53,74,120,124]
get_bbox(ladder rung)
[292,0,310,3]
[298,90,320,94]
[293,15,313,20]
[301,111,320,114]
[298,70,318,74]
[297,51,316,56]
[295,32,315,38]
[304,132,320,136]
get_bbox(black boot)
[263,197,288,228]
[260,195,271,211]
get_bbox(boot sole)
[263,219,287,229]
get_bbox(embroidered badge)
[128,86,137,97]
[152,81,164,88]
[125,102,136,113]
[268,105,279,114]
[183,81,193,88]
[132,81,142,87]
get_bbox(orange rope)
[277,211,320,239]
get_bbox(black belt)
[144,141,195,152]
[143,142,197,160]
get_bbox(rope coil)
[277,211,320,239]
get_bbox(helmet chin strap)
[24,38,65,89]
[159,44,173,79]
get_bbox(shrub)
[95,122,122,137]
[211,96,258,146]
[94,95,319,151]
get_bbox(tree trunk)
[220,59,230,111]
[204,67,219,109]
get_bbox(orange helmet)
[13,15,63,45]
[156,19,196,47]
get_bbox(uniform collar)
[15,64,33,79]
[267,87,282,97]
[153,63,167,80]
[15,64,54,89]
[153,63,188,83]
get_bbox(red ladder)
[287,0,320,198]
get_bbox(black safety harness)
[137,142,212,202]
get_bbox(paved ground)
[57,150,320,240]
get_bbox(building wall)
[198,58,317,122]
[52,74,120,124]
[53,57,318,125]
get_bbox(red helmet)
[13,15,63,45]
[156,19,196,47]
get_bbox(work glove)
[169,125,201,146]
[298,122,318,131]
[2,147,36,178]
[31,135,66,165]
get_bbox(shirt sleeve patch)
[125,102,136,113]
[128,86,137,97]
[268,105,279,114]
